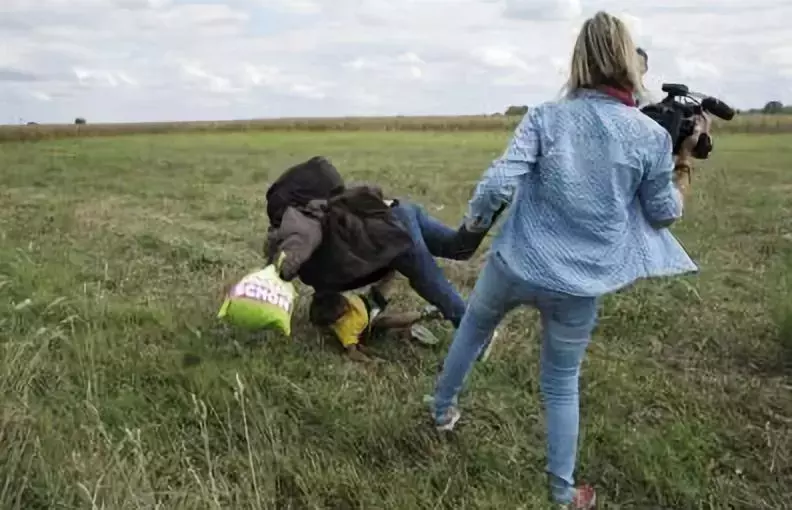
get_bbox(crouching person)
[267,185,486,333]
[308,272,442,362]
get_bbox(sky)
[1,0,790,123]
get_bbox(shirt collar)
[575,87,637,107]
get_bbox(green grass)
[1,131,791,509]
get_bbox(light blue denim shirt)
[465,89,698,297]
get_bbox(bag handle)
[274,251,287,274]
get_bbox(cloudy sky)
[1,0,790,123]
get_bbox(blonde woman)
[429,11,707,509]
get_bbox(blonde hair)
[564,11,645,98]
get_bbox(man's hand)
[346,344,383,364]
[462,214,489,234]
[276,251,300,281]
[673,114,710,197]
[677,113,711,163]
[462,202,508,235]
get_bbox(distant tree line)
[504,105,529,116]
[757,101,788,114]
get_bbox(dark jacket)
[267,185,414,291]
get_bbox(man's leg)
[397,203,458,257]
[365,270,397,321]
[388,205,466,328]
[396,202,497,261]
[371,270,398,297]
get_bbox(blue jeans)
[432,250,599,504]
[389,203,467,328]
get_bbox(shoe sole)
[410,324,440,346]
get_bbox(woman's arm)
[273,204,325,280]
[637,133,683,229]
[464,109,540,232]
[638,115,708,229]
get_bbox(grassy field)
[4,113,792,142]
[1,129,791,509]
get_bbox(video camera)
[640,83,735,159]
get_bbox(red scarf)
[598,85,636,107]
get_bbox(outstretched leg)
[388,204,467,328]
[396,201,501,261]
[432,251,518,425]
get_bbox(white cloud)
[343,52,427,81]
[114,0,172,9]
[618,12,644,39]
[259,0,321,15]
[0,0,789,122]
[765,46,792,71]
[397,52,424,65]
[244,64,331,98]
[504,0,582,20]
[179,62,238,94]
[244,64,282,87]
[473,46,531,71]
[30,90,52,101]
[675,57,722,80]
[74,67,138,88]
[289,83,326,100]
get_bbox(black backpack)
[265,156,345,228]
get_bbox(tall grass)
[1,129,790,508]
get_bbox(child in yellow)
[308,273,440,362]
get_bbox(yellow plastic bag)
[217,254,296,336]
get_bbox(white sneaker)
[425,394,461,431]
[435,406,461,432]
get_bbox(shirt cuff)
[671,186,684,214]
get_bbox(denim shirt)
[465,89,698,297]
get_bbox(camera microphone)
[701,97,735,121]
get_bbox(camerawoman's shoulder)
[623,105,674,148]
[514,98,574,129]
[523,99,564,117]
